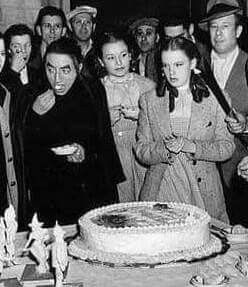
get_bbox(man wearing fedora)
[129,17,160,83]
[67,5,102,78]
[200,0,248,224]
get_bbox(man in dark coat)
[25,37,124,227]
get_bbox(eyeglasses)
[42,23,63,31]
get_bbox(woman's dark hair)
[96,28,132,59]
[158,36,209,112]
[44,37,82,74]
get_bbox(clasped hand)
[164,134,196,154]
[32,89,56,115]
[225,109,247,134]
[110,105,139,126]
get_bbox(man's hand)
[10,52,26,73]
[237,156,248,181]
[67,143,85,163]
[225,110,247,134]
[110,105,121,126]
[32,89,56,115]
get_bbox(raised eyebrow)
[46,62,54,68]
[60,65,71,70]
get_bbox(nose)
[216,26,223,36]
[55,70,62,84]
[115,56,122,66]
[169,66,175,77]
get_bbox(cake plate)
[68,234,223,268]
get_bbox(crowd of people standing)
[1,0,248,230]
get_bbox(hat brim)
[199,8,241,30]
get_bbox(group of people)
[0,0,248,230]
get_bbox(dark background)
[70,0,207,26]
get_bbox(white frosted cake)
[69,202,222,266]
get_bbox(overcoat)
[135,88,235,221]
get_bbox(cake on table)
[69,202,222,266]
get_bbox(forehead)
[210,14,236,25]
[161,49,188,62]
[137,25,156,32]
[10,34,31,44]
[102,40,128,54]
[164,25,185,36]
[72,12,92,22]
[46,53,74,67]
[41,15,63,24]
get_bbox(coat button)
[8,157,13,162]
[197,177,201,183]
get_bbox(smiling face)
[71,12,95,42]
[100,40,131,79]
[161,49,196,88]
[0,39,6,73]
[45,52,77,96]
[38,15,66,45]
[209,14,242,56]
[135,25,158,53]
[9,34,32,64]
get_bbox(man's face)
[135,25,157,53]
[164,25,189,39]
[45,53,77,96]
[209,14,242,56]
[38,15,65,45]
[71,13,94,42]
[9,34,32,65]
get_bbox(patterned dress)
[102,73,156,202]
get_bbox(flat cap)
[129,17,159,33]
[67,5,97,22]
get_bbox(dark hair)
[161,16,190,31]
[4,24,33,49]
[96,28,132,59]
[44,37,82,74]
[158,36,209,112]
[34,6,67,36]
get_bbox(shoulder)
[131,73,156,94]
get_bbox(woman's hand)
[67,143,85,163]
[164,134,184,154]
[225,110,247,134]
[121,106,139,120]
[110,105,121,126]
[164,135,196,154]
[237,156,248,181]
[32,89,55,115]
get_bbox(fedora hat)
[67,5,97,30]
[199,0,242,30]
[129,17,159,34]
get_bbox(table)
[2,221,248,287]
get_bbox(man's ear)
[36,26,42,36]
[93,23,96,33]
[236,25,243,39]
[79,63,83,72]
[189,23,194,36]
[155,33,160,43]
[62,27,67,36]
